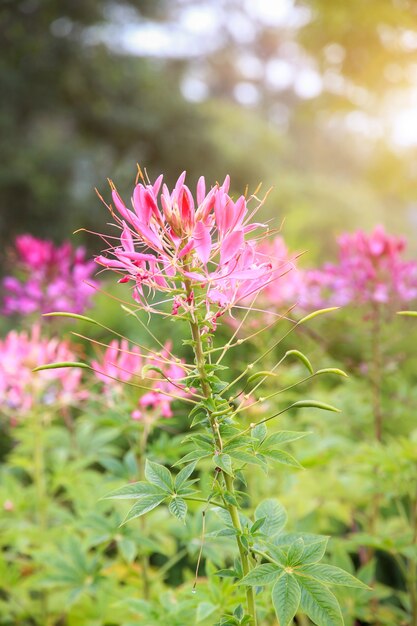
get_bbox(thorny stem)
[188,313,257,625]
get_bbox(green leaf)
[215,568,238,578]
[298,576,344,626]
[286,539,305,566]
[300,564,370,589]
[122,495,166,524]
[264,431,308,446]
[175,449,211,465]
[168,497,187,521]
[255,500,287,536]
[262,448,303,469]
[102,481,164,500]
[223,491,239,507]
[250,518,266,534]
[297,307,339,325]
[228,449,267,468]
[145,460,173,492]
[119,538,137,563]
[196,602,218,623]
[285,349,314,374]
[290,400,340,413]
[175,461,197,490]
[398,310,417,317]
[239,563,282,586]
[300,538,329,565]
[213,453,234,476]
[251,422,267,441]
[272,573,301,626]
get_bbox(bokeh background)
[3,0,417,261]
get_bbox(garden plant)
[1,172,417,626]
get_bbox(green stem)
[371,304,383,443]
[138,422,151,600]
[188,312,257,625]
[223,473,257,624]
[33,414,49,625]
[409,483,417,626]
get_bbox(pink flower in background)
[96,172,276,327]
[257,236,303,308]
[0,325,83,416]
[300,225,417,309]
[2,235,98,316]
[91,338,188,419]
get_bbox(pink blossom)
[91,338,189,419]
[0,325,83,416]
[300,226,417,309]
[256,237,303,308]
[96,173,276,327]
[2,235,98,316]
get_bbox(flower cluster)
[2,235,97,316]
[96,173,275,327]
[91,339,189,420]
[0,325,83,417]
[301,226,417,310]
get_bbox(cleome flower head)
[301,225,417,309]
[96,172,276,328]
[0,325,83,417]
[91,338,189,420]
[2,235,98,316]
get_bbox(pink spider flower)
[0,325,83,417]
[258,237,303,307]
[2,235,98,316]
[300,225,417,309]
[96,172,276,327]
[91,338,189,420]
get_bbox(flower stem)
[371,303,383,442]
[188,316,257,625]
[223,473,257,625]
[33,413,49,624]
[138,421,151,600]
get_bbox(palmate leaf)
[272,573,301,626]
[175,449,211,465]
[145,460,173,493]
[286,539,305,566]
[174,461,197,490]
[299,537,329,565]
[300,564,370,589]
[102,481,165,500]
[297,576,344,626]
[121,494,166,525]
[213,453,234,476]
[168,496,187,521]
[261,448,304,469]
[255,499,287,537]
[239,563,282,586]
[264,431,308,446]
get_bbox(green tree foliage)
[0,0,216,245]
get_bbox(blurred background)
[2,0,417,260]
